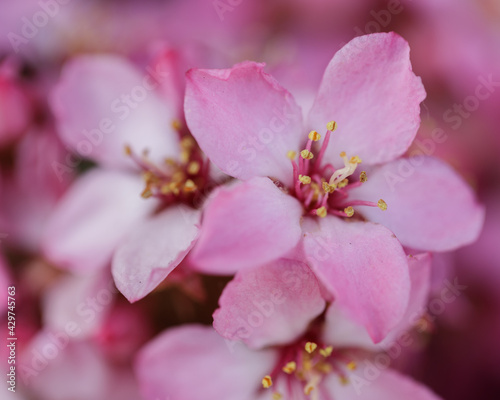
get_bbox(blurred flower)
[43,48,225,302]
[0,60,32,147]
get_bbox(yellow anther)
[316,207,327,218]
[322,181,336,193]
[282,362,297,374]
[305,342,318,354]
[319,346,333,357]
[337,179,348,188]
[160,185,171,195]
[187,161,201,175]
[172,119,182,131]
[141,189,153,199]
[350,155,362,164]
[304,384,315,396]
[360,171,367,183]
[378,199,388,211]
[172,171,186,183]
[262,375,273,389]
[183,179,197,192]
[347,361,357,371]
[165,158,177,167]
[339,151,346,158]
[180,151,190,164]
[327,121,337,131]
[316,362,333,373]
[169,182,180,195]
[180,136,195,149]
[272,393,283,400]
[300,149,314,160]
[142,171,155,183]
[340,376,350,385]
[308,130,321,141]
[299,175,312,184]
[124,145,132,156]
[287,150,297,160]
[344,206,354,217]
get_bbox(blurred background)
[0,0,499,399]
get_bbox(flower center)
[288,121,387,219]
[125,121,209,206]
[261,340,358,399]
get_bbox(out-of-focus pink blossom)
[44,48,225,302]
[0,127,69,251]
[0,61,31,147]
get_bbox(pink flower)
[0,60,31,148]
[0,127,70,251]
[183,32,484,340]
[43,48,218,302]
[135,254,440,400]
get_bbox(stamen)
[262,375,273,389]
[360,171,367,182]
[344,206,354,217]
[305,342,318,354]
[300,149,314,160]
[316,206,327,218]
[346,361,357,371]
[378,199,388,211]
[326,121,337,132]
[320,346,333,357]
[183,179,197,192]
[322,181,336,193]
[340,376,350,385]
[308,130,321,141]
[287,150,297,160]
[124,144,132,156]
[172,119,182,131]
[304,374,321,397]
[337,179,348,188]
[272,393,282,400]
[187,161,200,175]
[299,175,312,184]
[282,362,297,374]
[141,189,153,199]
[180,136,195,149]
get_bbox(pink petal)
[323,252,432,349]
[21,336,111,400]
[325,366,442,400]
[0,68,31,147]
[308,32,426,165]
[0,254,11,314]
[213,258,326,349]
[189,177,303,274]
[112,206,200,302]
[185,61,303,186]
[302,216,410,343]
[136,325,277,400]
[151,47,187,118]
[42,271,113,339]
[50,55,179,169]
[349,156,485,251]
[42,169,158,274]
